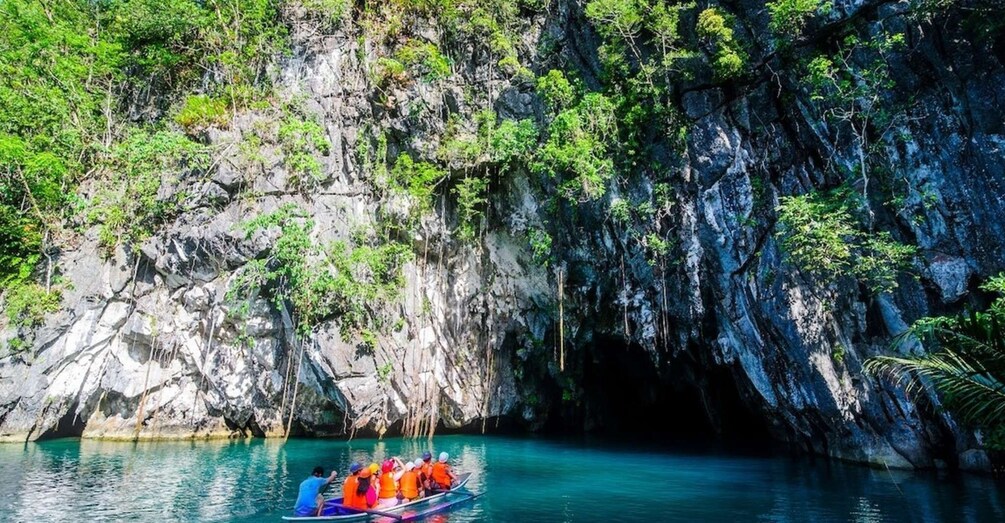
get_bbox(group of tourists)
[294,451,458,517]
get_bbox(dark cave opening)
[561,335,773,448]
[37,402,86,440]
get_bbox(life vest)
[379,471,397,499]
[399,470,420,499]
[420,463,433,484]
[431,462,452,489]
[342,476,366,510]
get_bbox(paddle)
[329,503,404,521]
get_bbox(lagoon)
[0,435,1002,522]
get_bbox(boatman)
[294,466,338,517]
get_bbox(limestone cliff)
[1,0,1003,471]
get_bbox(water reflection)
[0,436,1002,522]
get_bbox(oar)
[329,503,404,521]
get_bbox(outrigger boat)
[282,472,476,522]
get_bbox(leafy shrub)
[89,130,210,252]
[390,153,448,210]
[5,283,61,329]
[278,113,330,188]
[766,0,832,37]
[236,204,414,334]
[696,8,746,79]
[536,69,575,111]
[533,93,617,201]
[609,198,631,223]
[453,176,490,241]
[776,188,915,292]
[374,57,408,86]
[174,94,229,132]
[491,119,538,165]
[528,228,553,266]
[395,40,451,82]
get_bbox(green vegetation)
[536,70,576,111]
[528,228,553,266]
[278,110,331,189]
[395,40,452,82]
[5,283,62,330]
[88,130,210,252]
[491,119,538,165]
[802,32,905,203]
[866,274,1005,449]
[696,8,745,79]
[533,93,618,202]
[232,204,413,335]
[0,0,290,340]
[776,188,915,292]
[766,0,832,37]
[389,154,448,211]
[454,177,490,241]
[175,95,230,133]
[293,0,349,29]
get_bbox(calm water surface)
[0,435,1002,522]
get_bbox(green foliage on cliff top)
[0,0,290,335]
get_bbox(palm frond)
[865,274,1005,433]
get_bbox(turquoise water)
[0,435,1002,522]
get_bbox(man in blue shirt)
[294,466,338,517]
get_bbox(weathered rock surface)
[2,0,1004,471]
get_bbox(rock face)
[1,1,1004,470]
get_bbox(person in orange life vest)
[430,452,457,492]
[341,463,367,512]
[412,458,427,495]
[356,466,377,509]
[376,459,401,508]
[398,461,421,501]
[419,452,435,492]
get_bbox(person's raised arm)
[324,469,338,486]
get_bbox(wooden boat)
[282,472,475,522]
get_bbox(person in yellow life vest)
[376,459,399,508]
[398,462,421,501]
[430,452,457,492]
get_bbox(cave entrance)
[574,335,772,447]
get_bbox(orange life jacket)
[399,470,420,499]
[431,462,452,489]
[378,471,397,499]
[420,462,433,483]
[342,476,366,510]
